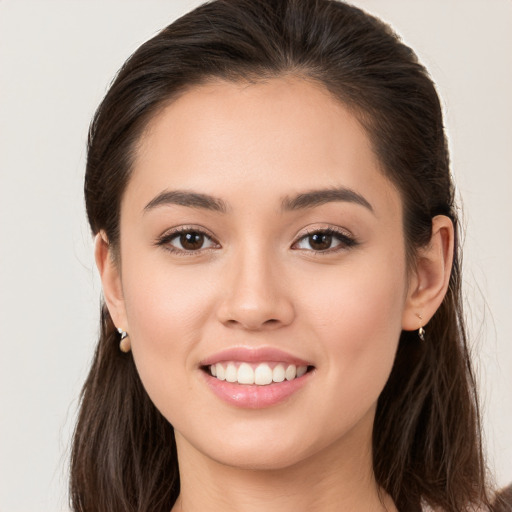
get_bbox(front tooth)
[215,363,226,380]
[225,362,237,382]
[254,363,273,385]
[210,364,217,377]
[237,363,254,384]
[285,364,297,381]
[272,364,285,383]
[296,366,307,378]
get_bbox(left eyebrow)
[281,187,374,214]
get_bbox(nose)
[216,247,295,331]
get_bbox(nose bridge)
[217,240,294,330]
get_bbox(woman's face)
[113,77,415,470]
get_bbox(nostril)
[222,317,283,331]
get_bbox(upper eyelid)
[295,225,354,240]
[158,225,217,240]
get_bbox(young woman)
[70,1,508,510]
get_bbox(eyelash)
[155,226,220,256]
[292,227,358,254]
[155,226,358,256]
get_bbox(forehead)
[127,77,400,216]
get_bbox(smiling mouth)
[203,362,314,386]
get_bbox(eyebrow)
[144,190,228,213]
[281,187,374,213]
[143,186,373,215]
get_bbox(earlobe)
[402,215,454,332]
[94,232,128,331]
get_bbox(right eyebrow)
[143,190,228,214]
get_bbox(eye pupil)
[180,232,204,250]
[309,233,332,250]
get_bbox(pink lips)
[200,347,314,409]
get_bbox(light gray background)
[0,1,510,510]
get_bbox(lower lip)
[202,370,312,409]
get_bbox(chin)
[179,418,350,473]
[208,445,313,472]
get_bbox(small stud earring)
[117,327,131,353]
[416,313,425,341]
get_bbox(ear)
[402,215,454,331]
[94,232,128,331]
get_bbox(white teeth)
[254,363,273,385]
[272,364,285,383]
[285,364,296,381]
[215,363,225,380]
[297,366,307,378]
[225,362,237,383]
[237,363,254,384]
[208,362,310,385]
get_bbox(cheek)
[119,255,217,413]
[122,254,214,349]
[297,253,407,405]
[300,246,406,332]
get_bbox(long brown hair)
[72,1,494,510]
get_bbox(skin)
[96,77,453,512]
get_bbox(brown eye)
[179,232,205,250]
[308,233,333,251]
[293,229,356,253]
[159,229,217,253]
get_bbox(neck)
[171,416,397,512]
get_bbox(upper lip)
[199,346,313,367]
